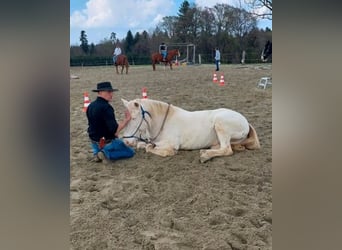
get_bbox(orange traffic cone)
[83,92,90,112]
[142,87,148,99]
[213,72,218,83]
[219,74,225,86]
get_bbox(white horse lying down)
[122,98,260,163]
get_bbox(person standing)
[113,45,122,65]
[215,47,221,71]
[159,42,167,61]
[86,81,134,164]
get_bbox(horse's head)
[176,49,180,57]
[261,41,272,62]
[121,98,151,146]
[168,49,180,58]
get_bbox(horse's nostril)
[123,140,135,147]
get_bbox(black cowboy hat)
[92,81,118,92]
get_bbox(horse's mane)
[168,49,179,55]
[137,98,176,118]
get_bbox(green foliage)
[124,30,134,54]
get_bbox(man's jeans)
[91,139,134,160]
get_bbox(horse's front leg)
[145,143,176,157]
[115,65,119,74]
[121,66,124,74]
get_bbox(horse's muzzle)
[123,138,137,147]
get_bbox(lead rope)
[149,104,170,144]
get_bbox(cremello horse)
[122,98,260,163]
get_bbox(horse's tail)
[117,55,129,67]
[124,56,129,67]
[242,124,260,149]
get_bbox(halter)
[122,103,171,145]
[122,105,152,143]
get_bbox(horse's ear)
[121,98,129,108]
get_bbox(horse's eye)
[134,102,139,107]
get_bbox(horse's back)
[163,108,249,148]
[183,108,247,124]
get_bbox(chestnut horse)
[114,54,129,74]
[151,49,180,71]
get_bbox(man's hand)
[124,109,131,123]
[115,110,132,137]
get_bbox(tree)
[160,16,178,38]
[133,32,140,46]
[132,31,151,60]
[110,32,117,44]
[229,7,257,38]
[89,43,95,55]
[244,0,272,20]
[124,30,134,54]
[80,30,89,54]
[198,7,216,36]
[176,0,191,42]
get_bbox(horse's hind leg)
[199,141,233,163]
[199,122,233,163]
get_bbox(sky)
[70,0,272,46]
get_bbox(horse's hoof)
[200,156,210,163]
[200,151,210,163]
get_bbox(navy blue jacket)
[86,97,118,142]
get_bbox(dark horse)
[261,40,272,62]
[114,54,129,74]
[151,49,180,71]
